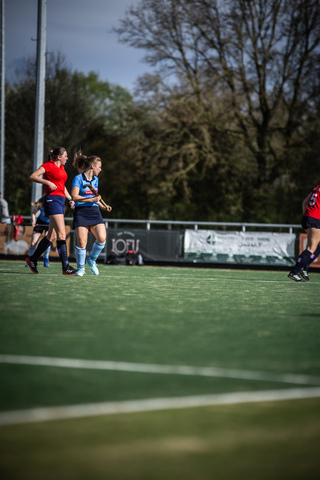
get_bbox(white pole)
[31,0,47,205]
[0,0,5,196]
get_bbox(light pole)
[31,0,47,205]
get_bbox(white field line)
[1,354,320,386]
[1,387,320,426]
[0,268,303,283]
[94,275,299,284]
[154,276,287,283]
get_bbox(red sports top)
[43,160,68,197]
[304,185,320,220]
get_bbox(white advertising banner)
[184,230,296,266]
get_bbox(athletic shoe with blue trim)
[75,267,86,277]
[86,258,99,275]
[43,258,50,267]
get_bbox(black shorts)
[33,219,49,234]
[73,206,104,229]
[301,215,320,229]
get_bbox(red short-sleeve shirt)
[42,160,68,197]
[304,185,320,219]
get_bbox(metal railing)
[13,216,302,234]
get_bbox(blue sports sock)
[43,246,50,260]
[292,249,312,274]
[30,237,52,262]
[305,244,320,270]
[75,245,86,269]
[89,241,106,262]
[29,246,36,257]
[57,240,69,269]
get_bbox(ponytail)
[47,147,66,162]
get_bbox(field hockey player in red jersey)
[25,147,77,275]
[288,185,320,282]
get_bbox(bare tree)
[116,0,320,187]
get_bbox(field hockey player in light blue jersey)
[71,152,112,276]
[29,196,56,267]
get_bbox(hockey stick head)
[83,184,97,195]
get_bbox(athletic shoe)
[43,258,50,267]
[86,258,99,275]
[75,267,86,277]
[62,264,77,275]
[26,257,39,274]
[299,268,309,281]
[288,272,306,282]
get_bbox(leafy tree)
[5,77,35,214]
[115,0,320,221]
[120,92,250,220]
[4,54,133,217]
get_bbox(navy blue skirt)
[73,206,104,228]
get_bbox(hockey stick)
[84,184,112,212]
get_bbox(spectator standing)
[0,192,11,225]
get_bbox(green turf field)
[0,260,320,479]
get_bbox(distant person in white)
[0,192,11,224]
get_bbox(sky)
[5,0,150,92]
